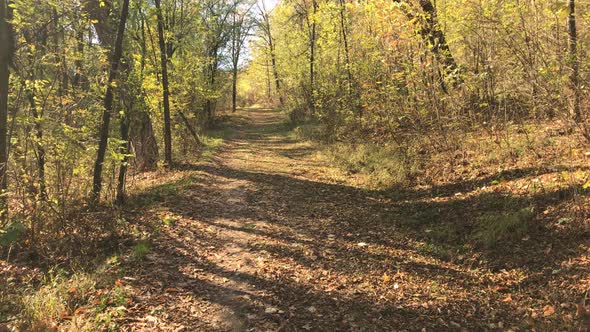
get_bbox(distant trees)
[230,0,254,113]
[257,1,283,106]
[243,0,589,136]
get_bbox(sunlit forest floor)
[3,108,590,331]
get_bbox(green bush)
[0,222,26,247]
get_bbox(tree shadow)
[123,158,586,330]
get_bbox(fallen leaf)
[357,242,368,247]
[265,306,279,314]
[382,273,391,284]
[73,307,88,315]
[502,294,513,303]
[543,305,555,317]
[114,279,123,287]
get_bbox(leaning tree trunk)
[154,0,173,166]
[91,0,130,204]
[393,0,459,88]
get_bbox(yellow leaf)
[583,180,590,190]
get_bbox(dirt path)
[119,109,573,331]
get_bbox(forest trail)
[119,109,552,331]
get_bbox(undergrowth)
[15,257,129,331]
[473,208,534,248]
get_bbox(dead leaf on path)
[543,305,555,317]
[502,294,513,303]
[145,315,158,325]
[73,307,88,315]
[265,306,279,314]
[382,273,391,284]
[114,279,123,287]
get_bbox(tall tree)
[0,0,12,219]
[91,0,131,204]
[308,0,317,113]
[568,0,581,123]
[154,0,173,166]
[258,2,283,105]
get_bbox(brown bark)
[0,0,13,219]
[260,3,283,106]
[568,0,581,122]
[91,0,130,204]
[309,0,317,113]
[155,0,173,166]
[393,0,460,85]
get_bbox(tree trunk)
[131,110,159,171]
[309,0,317,114]
[261,3,283,106]
[265,57,271,100]
[393,0,459,86]
[116,106,130,204]
[568,0,581,122]
[91,0,130,204]
[339,0,352,83]
[232,66,238,113]
[178,109,202,146]
[0,0,12,220]
[155,0,173,166]
[268,36,283,106]
[27,86,46,199]
[231,11,238,113]
[416,0,458,75]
